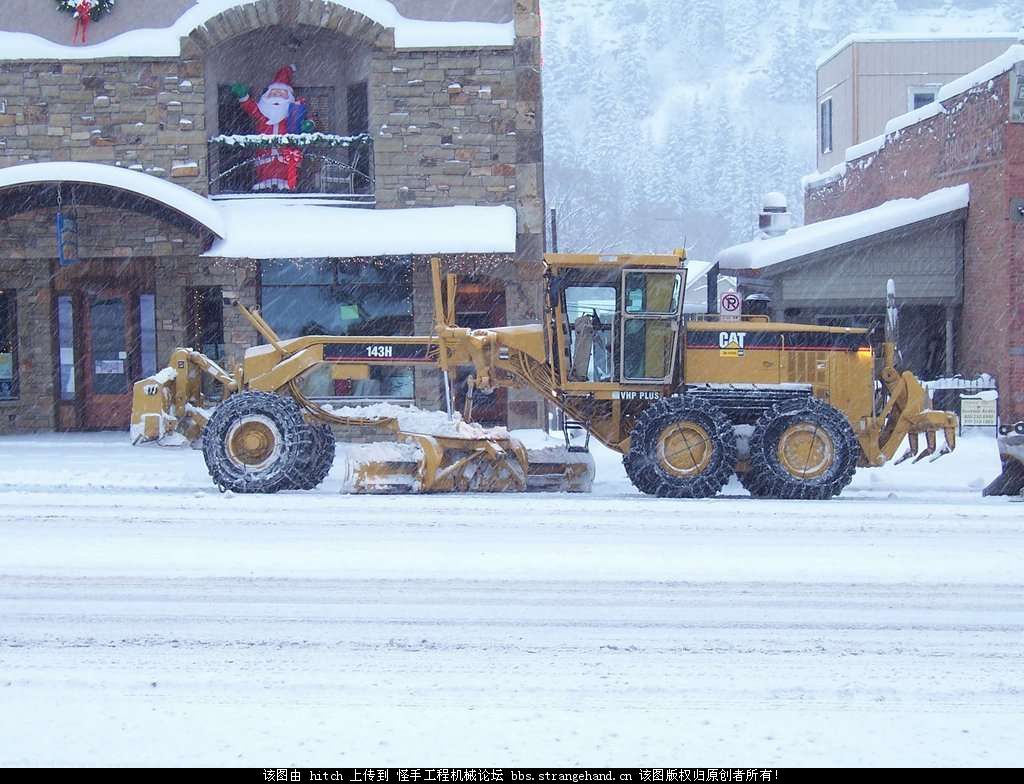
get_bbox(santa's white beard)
[258,96,290,126]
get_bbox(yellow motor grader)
[131,251,957,499]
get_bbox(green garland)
[209,132,373,149]
[56,1,116,22]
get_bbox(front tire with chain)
[202,391,314,494]
[289,422,337,490]
[623,396,736,498]
[745,398,859,500]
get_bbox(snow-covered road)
[0,432,1021,766]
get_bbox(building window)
[0,289,17,400]
[908,85,940,112]
[260,259,414,401]
[820,98,833,155]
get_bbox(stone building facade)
[0,0,545,434]
[803,50,1024,422]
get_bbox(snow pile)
[716,184,970,271]
[924,374,997,391]
[207,203,516,259]
[323,402,510,440]
[0,0,514,60]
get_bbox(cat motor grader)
[131,251,957,498]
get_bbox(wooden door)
[82,290,138,429]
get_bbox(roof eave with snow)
[716,185,970,273]
[816,32,1021,69]
[0,0,516,61]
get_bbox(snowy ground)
[0,429,1021,766]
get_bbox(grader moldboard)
[131,251,959,499]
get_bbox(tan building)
[816,34,1019,171]
[0,0,546,434]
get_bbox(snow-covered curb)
[0,0,515,61]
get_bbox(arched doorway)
[0,163,222,431]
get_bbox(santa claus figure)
[231,65,315,191]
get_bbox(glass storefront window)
[57,295,76,400]
[0,289,16,400]
[261,260,415,400]
[140,294,158,379]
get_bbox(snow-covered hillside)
[542,0,1023,257]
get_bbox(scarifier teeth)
[896,433,919,465]
[929,445,952,463]
[912,431,938,464]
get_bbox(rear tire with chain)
[745,398,859,500]
[623,396,736,498]
[202,391,314,494]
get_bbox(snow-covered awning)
[207,202,517,259]
[0,162,516,259]
[716,185,970,272]
[0,0,515,61]
[0,161,226,237]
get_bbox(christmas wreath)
[57,0,115,44]
[56,0,116,19]
[56,0,116,21]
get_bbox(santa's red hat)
[263,65,296,101]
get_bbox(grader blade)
[340,436,596,494]
[983,426,1024,497]
[524,446,596,493]
[341,433,529,494]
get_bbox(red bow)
[73,1,92,45]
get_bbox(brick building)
[0,0,545,433]
[720,45,1024,422]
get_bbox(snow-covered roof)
[206,202,517,259]
[804,45,1024,190]
[0,162,516,258]
[816,32,1020,68]
[0,161,226,236]
[0,0,515,61]
[715,185,970,272]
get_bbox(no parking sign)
[719,290,742,322]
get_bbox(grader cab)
[132,251,958,499]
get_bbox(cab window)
[564,286,616,382]
[624,271,681,314]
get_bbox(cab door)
[619,269,685,384]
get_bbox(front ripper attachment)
[983,425,1024,497]
[130,348,236,445]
